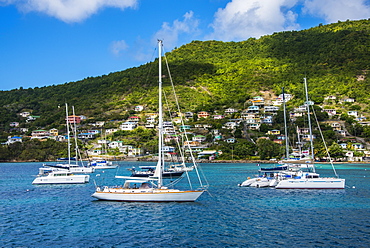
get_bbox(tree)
[233,140,256,159]
[328,142,344,159]
[256,138,282,160]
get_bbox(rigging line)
[162,52,205,188]
[142,46,158,87]
[161,72,193,188]
[311,105,340,178]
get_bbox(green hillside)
[1,19,370,133]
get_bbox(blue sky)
[0,0,369,91]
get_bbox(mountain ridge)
[1,19,370,132]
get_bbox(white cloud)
[2,0,138,23]
[110,40,128,57]
[303,0,370,23]
[152,11,200,50]
[207,0,300,41]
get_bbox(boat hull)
[131,171,184,178]
[275,178,345,189]
[44,164,95,173]
[92,165,118,170]
[91,188,204,202]
[32,175,90,184]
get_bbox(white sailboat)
[275,78,345,189]
[43,104,94,174]
[91,40,207,202]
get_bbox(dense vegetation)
[1,19,370,161]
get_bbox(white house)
[226,137,236,143]
[6,136,22,145]
[120,121,137,131]
[348,111,358,117]
[109,141,124,149]
[264,106,279,112]
[31,130,50,139]
[19,112,31,118]
[224,108,238,114]
[78,133,95,139]
[135,105,144,112]
[222,122,239,129]
[163,146,176,153]
[192,135,206,142]
[106,128,119,134]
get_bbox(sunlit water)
[1,162,370,247]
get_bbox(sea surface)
[1,161,370,247]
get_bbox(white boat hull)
[91,188,204,202]
[32,175,90,184]
[275,178,345,189]
[92,165,118,170]
[250,178,270,188]
[69,167,95,173]
[44,164,95,173]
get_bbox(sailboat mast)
[304,78,315,172]
[157,40,163,187]
[65,103,71,165]
[282,87,289,159]
[72,106,79,165]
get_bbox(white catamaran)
[91,40,208,202]
[275,78,345,189]
[43,104,94,174]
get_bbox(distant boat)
[91,40,208,202]
[88,159,118,170]
[32,167,89,185]
[127,163,193,178]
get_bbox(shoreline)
[2,157,368,164]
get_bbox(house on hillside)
[184,112,194,118]
[324,95,337,100]
[251,96,265,106]
[247,106,260,113]
[19,112,31,118]
[66,115,81,124]
[27,115,40,122]
[342,98,355,103]
[197,111,210,119]
[267,130,280,135]
[135,105,144,112]
[9,122,19,127]
[322,109,337,116]
[6,136,22,145]
[192,135,206,143]
[348,111,358,117]
[225,108,238,114]
[31,130,50,139]
[78,133,95,139]
[49,128,58,136]
[128,116,140,122]
[264,106,279,113]
[213,115,224,120]
[120,122,137,131]
[249,123,260,130]
[226,137,236,144]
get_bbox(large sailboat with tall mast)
[91,40,208,202]
[43,104,94,174]
[275,78,345,189]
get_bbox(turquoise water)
[1,162,370,247]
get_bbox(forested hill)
[1,19,370,131]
